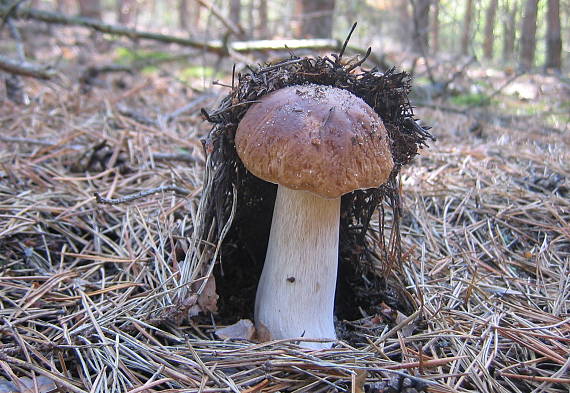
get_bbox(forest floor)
[0,26,569,393]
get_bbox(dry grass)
[0,67,568,393]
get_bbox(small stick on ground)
[0,55,56,80]
[94,185,191,205]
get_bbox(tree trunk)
[78,0,101,19]
[344,1,357,28]
[502,0,518,60]
[396,1,411,45]
[116,0,135,24]
[461,0,474,55]
[412,0,430,53]
[295,0,336,38]
[247,0,254,37]
[178,0,189,30]
[431,0,440,53]
[483,0,498,59]
[230,0,241,26]
[292,0,302,38]
[545,0,561,70]
[57,0,74,13]
[258,0,268,38]
[519,0,539,71]
[179,0,201,32]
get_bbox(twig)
[0,135,56,146]
[345,47,371,72]
[499,373,570,384]
[229,38,340,52]
[194,0,245,37]
[164,92,217,123]
[153,153,203,164]
[338,22,357,60]
[94,185,191,205]
[125,377,173,393]
[116,104,157,126]
[0,6,224,52]
[0,54,56,79]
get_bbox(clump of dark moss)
[199,44,433,323]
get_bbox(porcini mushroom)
[235,84,394,348]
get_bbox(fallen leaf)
[370,315,383,325]
[188,275,219,318]
[379,302,396,321]
[215,319,255,340]
[255,322,271,342]
[197,275,218,313]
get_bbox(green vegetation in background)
[450,92,493,107]
[114,47,172,64]
[114,47,171,73]
[179,65,219,81]
[113,48,218,78]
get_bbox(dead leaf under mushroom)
[188,275,219,318]
[215,319,256,340]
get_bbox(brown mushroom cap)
[235,84,394,199]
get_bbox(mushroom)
[235,84,394,349]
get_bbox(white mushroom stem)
[254,185,340,349]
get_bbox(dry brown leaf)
[188,275,219,317]
[379,302,397,321]
[351,369,367,393]
[197,275,219,313]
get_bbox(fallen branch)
[1,6,341,55]
[1,6,224,52]
[0,54,56,79]
[228,38,340,52]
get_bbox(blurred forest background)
[2,0,568,69]
[1,0,568,91]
